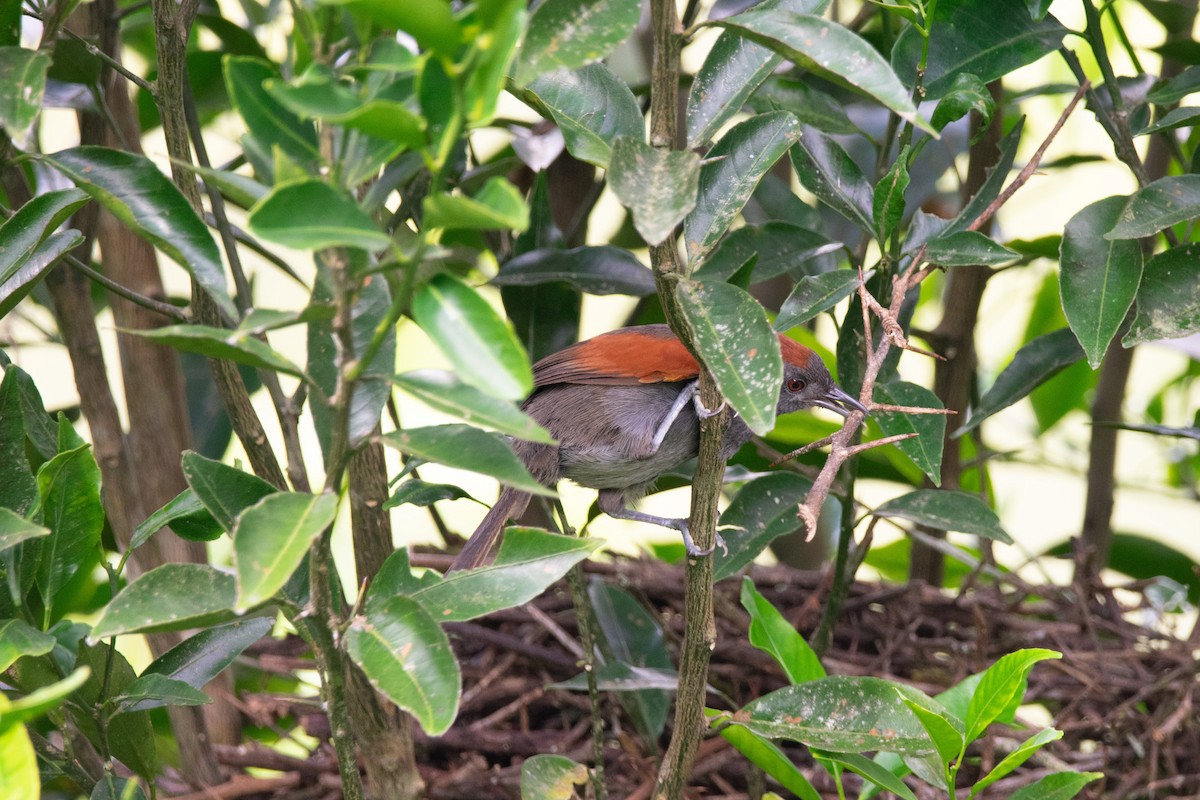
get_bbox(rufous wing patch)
[533,324,701,386]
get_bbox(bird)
[448,323,866,572]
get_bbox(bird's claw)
[680,522,727,558]
[693,396,727,420]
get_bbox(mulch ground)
[172,554,1200,800]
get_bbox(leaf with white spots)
[91,564,238,639]
[233,492,338,611]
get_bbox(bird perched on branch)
[449,324,865,572]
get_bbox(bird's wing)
[533,325,700,387]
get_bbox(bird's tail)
[448,488,532,572]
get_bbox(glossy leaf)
[892,0,1066,99]
[924,231,1021,267]
[0,230,84,320]
[91,564,238,638]
[0,366,36,518]
[737,676,939,755]
[685,112,802,264]
[1135,106,1200,136]
[132,324,307,379]
[423,177,530,232]
[0,667,90,733]
[185,163,268,209]
[740,577,824,684]
[872,490,1012,544]
[36,444,104,619]
[393,370,553,443]
[143,616,274,691]
[45,147,236,319]
[0,508,48,554]
[789,125,874,232]
[715,473,812,581]
[111,673,211,715]
[401,528,598,620]
[686,32,782,149]
[233,492,338,610]
[823,751,919,800]
[679,279,781,436]
[714,10,926,129]
[714,718,821,800]
[223,56,318,167]
[521,754,588,800]
[263,66,425,147]
[965,649,1060,741]
[131,488,223,551]
[74,642,157,777]
[249,179,391,251]
[0,188,88,288]
[494,246,655,296]
[1060,196,1144,367]
[0,619,54,672]
[696,222,839,284]
[1123,244,1200,346]
[931,73,995,137]
[512,0,641,87]
[956,328,1084,435]
[0,704,36,798]
[381,425,552,496]
[0,47,50,146]
[1106,175,1200,240]
[873,147,910,241]
[1147,65,1200,104]
[524,64,641,168]
[873,382,946,486]
[412,273,533,401]
[775,270,864,331]
[752,76,859,135]
[1007,771,1101,800]
[180,451,278,531]
[345,595,460,734]
[609,136,700,246]
[971,727,1062,797]
[384,480,477,508]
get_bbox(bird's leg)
[648,380,728,455]
[597,489,727,558]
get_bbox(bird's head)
[777,336,867,418]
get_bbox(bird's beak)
[812,385,868,418]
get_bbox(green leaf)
[89,776,146,800]
[965,648,1060,741]
[679,279,781,436]
[0,229,84,321]
[686,32,783,149]
[713,10,927,130]
[0,667,90,733]
[182,162,268,209]
[0,366,36,518]
[924,230,1021,267]
[715,473,812,581]
[521,754,588,800]
[411,273,533,401]
[1006,771,1102,800]
[73,642,156,778]
[740,577,824,684]
[0,619,55,672]
[737,676,939,755]
[513,0,641,87]
[955,328,1084,435]
[36,444,104,619]
[384,480,477,509]
[263,66,426,147]
[1123,243,1200,346]
[345,595,460,735]
[0,188,89,289]
[970,727,1062,798]
[337,0,461,54]
[90,563,238,638]
[233,492,338,611]
[789,125,874,232]
[900,697,964,765]
[404,529,598,620]
[524,64,642,168]
[931,73,995,137]
[696,222,838,284]
[494,246,656,296]
[110,673,211,715]
[45,147,237,320]
[180,451,279,531]
[714,717,821,800]
[1135,105,1200,136]
[1060,196,1144,368]
[381,425,552,496]
[872,490,1012,543]
[872,382,946,486]
[248,180,392,251]
[874,148,910,243]
[685,111,802,264]
[222,56,318,168]
[892,0,1066,100]
[143,616,274,690]
[131,488,223,551]
[0,508,49,554]
[752,76,859,135]
[0,705,37,799]
[423,177,530,232]
[775,270,864,331]
[609,137,701,246]
[393,370,553,443]
[463,0,525,124]
[0,47,51,147]
[131,324,307,379]
[1148,65,1200,104]
[1106,175,1200,240]
[820,751,918,800]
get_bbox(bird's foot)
[679,520,728,558]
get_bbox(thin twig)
[69,256,189,321]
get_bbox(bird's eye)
[786,377,806,393]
